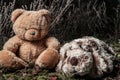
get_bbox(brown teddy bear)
[0,9,60,69]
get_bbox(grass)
[0,42,119,80]
[0,69,75,80]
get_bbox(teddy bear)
[56,36,115,78]
[0,9,60,69]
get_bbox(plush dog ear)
[11,9,25,23]
[38,9,51,25]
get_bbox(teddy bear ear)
[38,9,51,24]
[11,9,25,23]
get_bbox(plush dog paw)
[35,48,59,69]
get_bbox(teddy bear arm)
[35,48,59,69]
[3,36,22,53]
[46,37,60,49]
[35,37,60,69]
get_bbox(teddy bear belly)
[19,43,46,64]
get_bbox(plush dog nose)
[70,57,78,66]
[30,31,35,35]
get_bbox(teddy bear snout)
[24,29,40,41]
[30,31,35,35]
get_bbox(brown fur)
[0,9,60,69]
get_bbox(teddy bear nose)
[70,57,78,66]
[30,31,35,35]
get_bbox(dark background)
[0,0,120,47]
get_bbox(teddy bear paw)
[35,48,59,69]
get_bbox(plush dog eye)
[86,45,93,52]
[77,41,83,49]
[84,56,89,59]
[89,40,98,50]
[64,52,67,58]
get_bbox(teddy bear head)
[11,9,51,41]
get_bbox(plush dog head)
[56,36,115,78]
[56,40,93,76]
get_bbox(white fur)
[56,36,115,78]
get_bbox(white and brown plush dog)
[56,36,115,78]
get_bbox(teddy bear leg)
[0,50,28,69]
[35,48,59,69]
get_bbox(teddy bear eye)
[25,28,27,30]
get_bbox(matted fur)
[56,36,115,78]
